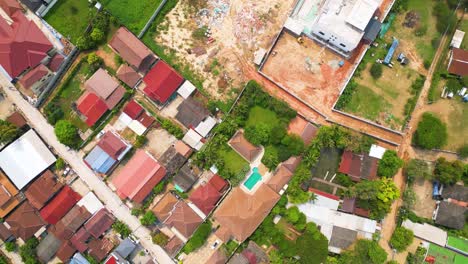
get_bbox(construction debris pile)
[196,0,230,29]
[233,3,266,44]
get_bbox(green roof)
[454,254,468,264]
[447,236,468,253]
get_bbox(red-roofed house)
[76,92,109,126]
[97,131,130,160]
[123,100,143,119]
[142,60,184,105]
[0,0,21,16]
[0,10,53,80]
[111,150,167,203]
[40,186,81,224]
[164,202,203,241]
[189,175,227,215]
[447,48,468,76]
[48,53,65,72]
[85,68,126,109]
[70,227,91,253]
[84,208,115,239]
[338,150,378,181]
[18,64,52,94]
[116,64,141,87]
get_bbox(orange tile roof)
[228,131,262,162]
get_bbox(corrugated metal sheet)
[84,146,116,174]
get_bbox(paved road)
[0,77,174,264]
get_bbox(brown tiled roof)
[165,202,203,239]
[0,171,20,218]
[116,64,141,87]
[56,240,76,263]
[287,116,317,145]
[164,236,184,257]
[214,226,232,243]
[206,249,227,264]
[5,201,45,240]
[109,27,156,72]
[448,48,468,76]
[84,68,125,109]
[229,131,262,162]
[70,227,91,253]
[96,131,129,160]
[214,186,280,242]
[18,64,49,89]
[6,111,27,128]
[52,205,92,240]
[152,192,179,222]
[24,170,63,209]
[48,53,64,72]
[174,141,192,158]
[266,165,294,193]
[84,208,115,238]
[0,223,12,241]
[88,238,114,262]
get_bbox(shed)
[451,30,465,49]
[177,80,196,99]
[402,220,447,246]
[363,18,382,43]
[369,144,386,159]
[195,116,217,137]
[176,97,210,128]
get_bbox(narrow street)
[0,76,174,264]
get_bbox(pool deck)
[239,148,274,194]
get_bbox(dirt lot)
[412,178,436,219]
[144,128,177,159]
[155,0,295,100]
[261,32,354,109]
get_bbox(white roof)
[402,220,447,247]
[128,120,147,136]
[77,192,104,215]
[346,0,381,31]
[182,129,204,150]
[297,202,377,236]
[284,17,305,36]
[0,130,56,189]
[253,48,267,65]
[451,29,465,49]
[369,144,386,159]
[177,81,196,99]
[311,193,340,210]
[194,116,217,137]
[117,113,133,127]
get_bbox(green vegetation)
[0,254,8,264]
[140,211,157,226]
[54,120,82,149]
[112,220,131,238]
[19,238,39,264]
[414,112,448,149]
[0,120,20,144]
[101,0,163,33]
[403,75,425,123]
[183,221,212,253]
[447,236,468,253]
[44,0,95,43]
[370,63,383,79]
[152,232,169,246]
[426,243,467,264]
[218,147,249,178]
[404,159,432,184]
[5,241,16,252]
[160,119,184,139]
[153,180,168,195]
[459,145,468,158]
[76,12,113,50]
[390,227,414,252]
[406,246,427,264]
[377,150,403,177]
[340,83,389,121]
[134,135,147,148]
[434,157,465,185]
[340,239,387,264]
[221,240,238,256]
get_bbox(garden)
[100,0,163,34]
[44,0,97,43]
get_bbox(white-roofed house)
[402,220,447,247]
[195,116,217,137]
[0,130,56,189]
[177,80,196,99]
[369,144,386,159]
[182,129,204,150]
[451,30,465,49]
[77,192,105,215]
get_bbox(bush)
[413,113,447,149]
[153,180,167,195]
[390,227,414,252]
[134,135,147,148]
[434,157,464,185]
[335,173,353,187]
[140,211,157,226]
[370,63,383,79]
[244,123,271,146]
[0,120,20,144]
[112,220,131,238]
[44,101,64,125]
[192,26,207,40]
[183,222,212,253]
[55,158,66,170]
[54,120,81,149]
[76,35,95,50]
[404,159,432,184]
[19,238,39,264]
[5,241,16,252]
[160,119,184,139]
[90,28,105,43]
[378,150,403,177]
[262,146,279,170]
[152,232,169,246]
[458,145,468,158]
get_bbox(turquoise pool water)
[244,167,262,190]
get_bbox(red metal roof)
[189,181,222,215]
[112,150,166,203]
[18,64,49,89]
[70,227,90,253]
[143,60,184,104]
[448,48,468,76]
[209,174,228,193]
[123,100,143,119]
[48,53,64,72]
[76,92,109,126]
[84,208,115,239]
[40,186,81,225]
[338,150,352,174]
[135,111,155,128]
[97,131,128,160]
[309,188,339,201]
[105,256,117,264]
[0,11,53,78]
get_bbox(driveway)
[0,76,174,264]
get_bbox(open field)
[44,0,95,43]
[101,0,163,33]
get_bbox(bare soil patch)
[412,178,436,219]
[144,128,177,159]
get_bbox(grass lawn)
[44,0,95,43]
[343,84,391,121]
[426,243,468,264]
[246,106,280,127]
[447,236,468,253]
[101,0,163,34]
[219,145,249,175]
[221,240,239,256]
[276,218,300,241]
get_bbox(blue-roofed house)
[113,237,137,259]
[70,253,90,264]
[84,131,132,175]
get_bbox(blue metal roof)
[384,38,399,65]
[84,146,116,174]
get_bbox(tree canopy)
[390,227,414,252]
[244,123,271,146]
[0,119,20,144]
[404,159,432,184]
[54,120,81,148]
[294,227,328,264]
[413,113,447,149]
[378,150,403,177]
[434,157,464,185]
[140,211,157,226]
[340,239,387,264]
[183,222,212,253]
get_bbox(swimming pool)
[243,167,262,190]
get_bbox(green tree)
[340,239,387,264]
[5,241,16,252]
[19,238,39,264]
[403,188,417,208]
[54,120,81,148]
[378,150,403,177]
[434,157,464,185]
[112,220,131,238]
[404,159,432,184]
[134,135,147,148]
[285,206,301,223]
[44,101,64,125]
[75,35,95,50]
[55,158,65,170]
[183,222,212,253]
[140,211,157,226]
[244,123,271,146]
[87,53,102,66]
[0,119,20,144]
[413,113,447,149]
[390,227,414,252]
[152,232,169,246]
[153,180,167,195]
[287,164,312,204]
[261,146,279,170]
[281,134,305,157]
[90,28,105,43]
[294,223,328,264]
[370,63,383,79]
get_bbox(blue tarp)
[384,38,399,65]
[84,146,116,174]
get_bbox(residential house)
[109,27,156,73]
[0,223,13,242]
[77,192,104,215]
[6,111,27,128]
[128,111,155,136]
[195,116,217,138]
[0,171,21,218]
[402,220,447,246]
[160,141,191,176]
[70,227,92,253]
[448,48,468,76]
[441,184,468,202]
[76,92,109,127]
[338,150,378,181]
[435,201,467,230]
[50,205,92,240]
[5,201,46,241]
[266,157,301,193]
[340,197,371,218]
[228,131,262,163]
[160,200,203,242]
[0,4,53,80]
[189,174,228,216]
[47,53,65,72]
[152,192,179,221]
[213,185,280,242]
[287,116,318,145]
[141,60,184,105]
[70,252,91,264]
[84,130,132,174]
[228,241,269,264]
[0,129,56,190]
[174,163,201,192]
[164,236,184,257]
[113,237,137,259]
[84,208,115,239]
[112,150,167,203]
[36,233,61,263]
[177,80,196,99]
[116,64,141,87]
[182,129,204,150]
[116,100,155,135]
[40,185,81,224]
[24,170,63,209]
[18,64,53,95]
[0,0,21,16]
[175,97,210,128]
[56,240,77,263]
[328,226,358,253]
[88,238,114,262]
